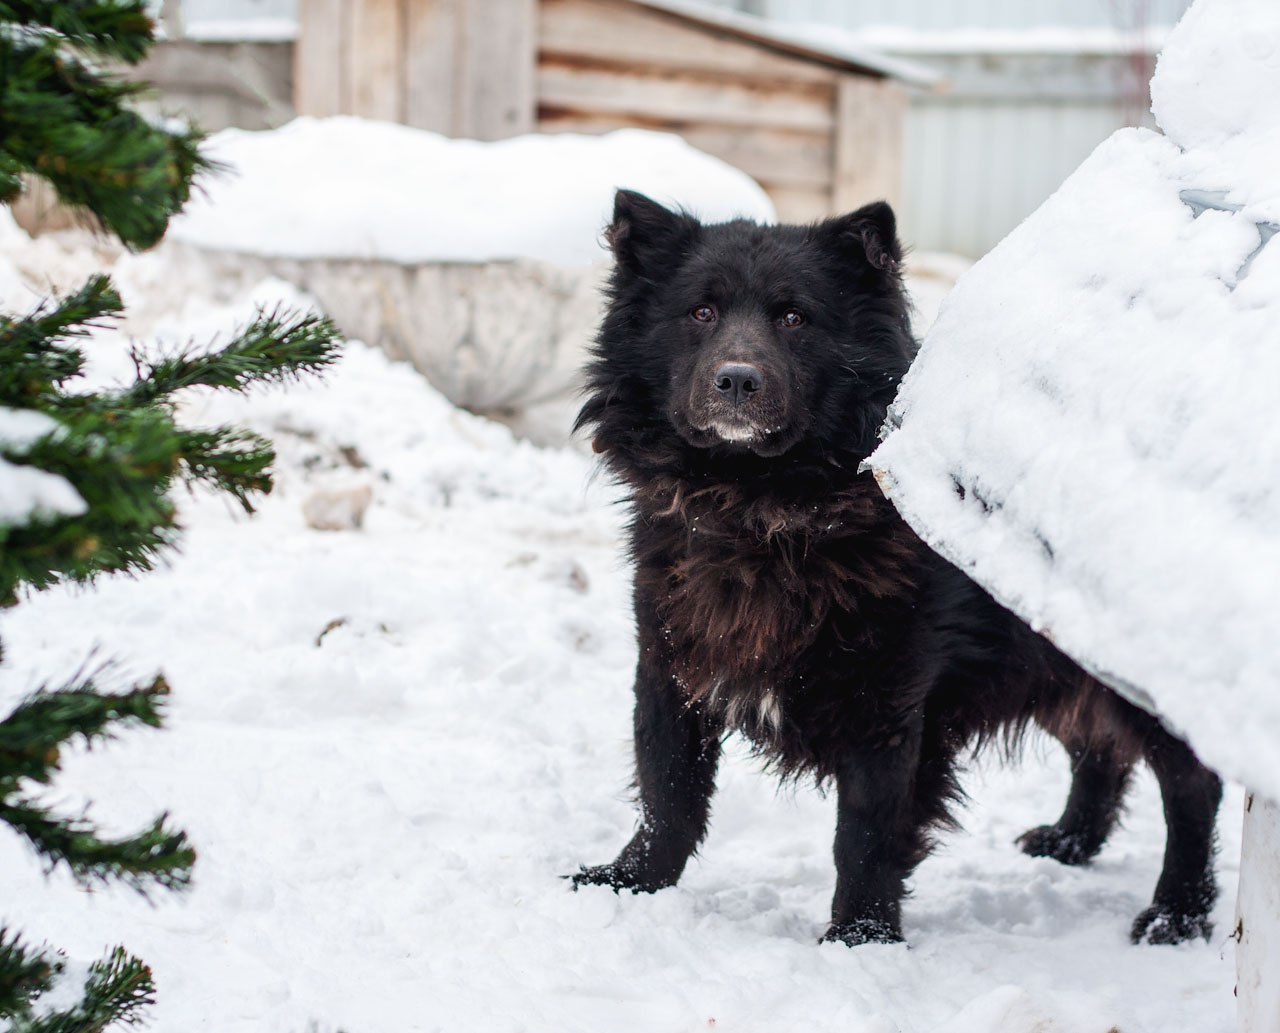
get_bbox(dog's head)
[578,190,915,472]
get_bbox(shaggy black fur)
[571,190,1222,947]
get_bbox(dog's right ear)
[606,189,697,275]
[822,201,904,277]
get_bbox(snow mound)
[869,0,1280,798]
[168,118,777,267]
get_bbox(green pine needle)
[0,673,194,898]
[0,674,170,787]
[0,801,195,898]
[176,426,275,512]
[123,307,343,405]
[8,946,155,1033]
[0,929,59,1021]
[0,36,211,249]
[0,1,157,64]
[0,276,120,400]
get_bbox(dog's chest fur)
[632,473,920,740]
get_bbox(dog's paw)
[820,918,904,947]
[567,863,672,894]
[1016,824,1099,866]
[1130,904,1212,945]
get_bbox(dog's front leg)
[823,725,924,945]
[573,594,722,893]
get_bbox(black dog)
[571,190,1222,947]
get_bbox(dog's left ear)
[823,201,903,275]
[606,189,698,275]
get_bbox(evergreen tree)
[0,2,342,1028]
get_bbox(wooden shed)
[293,0,935,222]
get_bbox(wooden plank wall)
[536,0,904,222]
[294,0,905,221]
[295,0,536,139]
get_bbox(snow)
[180,17,298,43]
[808,25,1172,56]
[168,120,777,267]
[0,406,87,527]
[869,0,1280,800]
[0,199,1242,1033]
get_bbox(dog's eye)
[780,310,805,328]
[691,305,716,323]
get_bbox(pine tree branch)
[0,801,194,898]
[122,307,343,405]
[11,947,155,1033]
[0,152,24,205]
[175,426,274,512]
[0,37,210,249]
[0,672,194,897]
[0,0,157,64]
[0,276,120,401]
[0,405,181,602]
[0,675,170,788]
[0,929,58,1022]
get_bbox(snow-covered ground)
[0,215,1244,1031]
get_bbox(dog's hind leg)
[572,603,722,894]
[1130,723,1222,944]
[1018,740,1135,866]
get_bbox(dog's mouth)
[681,413,794,454]
[704,416,763,444]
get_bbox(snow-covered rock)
[869,0,1280,800]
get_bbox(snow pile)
[168,119,776,267]
[869,0,1280,798]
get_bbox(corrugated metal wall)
[734,0,1192,256]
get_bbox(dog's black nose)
[714,363,763,405]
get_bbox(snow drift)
[168,119,777,267]
[868,0,1280,799]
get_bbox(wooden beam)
[537,114,832,192]
[455,0,536,138]
[294,0,346,117]
[403,0,459,133]
[346,0,403,122]
[538,64,834,133]
[832,75,906,213]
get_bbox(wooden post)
[294,0,346,117]
[403,0,460,132]
[452,0,536,139]
[346,0,404,123]
[1238,793,1280,1033]
[832,76,906,215]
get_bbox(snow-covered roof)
[168,120,776,267]
[628,0,941,88]
[869,0,1280,798]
